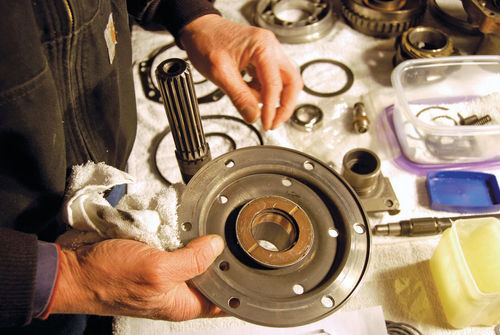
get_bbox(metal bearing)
[300,59,354,98]
[290,104,324,131]
[341,0,426,38]
[393,26,457,66]
[178,146,370,327]
[255,0,336,43]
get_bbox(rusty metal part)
[255,0,336,43]
[460,0,500,54]
[341,148,400,215]
[156,58,212,183]
[341,0,426,38]
[394,26,457,66]
[178,146,370,327]
[290,104,324,131]
[352,102,370,133]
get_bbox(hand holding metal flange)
[177,146,370,327]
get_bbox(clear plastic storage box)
[391,56,500,164]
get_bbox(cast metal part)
[394,26,457,66]
[341,0,426,38]
[255,0,336,43]
[341,148,400,215]
[460,0,500,54]
[300,59,354,97]
[139,43,225,104]
[352,102,370,133]
[156,58,212,184]
[428,0,481,35]
[290,104,324,131]
[178,146,371,327]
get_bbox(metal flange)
[178,146,370,327]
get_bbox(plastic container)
[426,170,500,213]
[391,56,500,164]
[429,217,500,328]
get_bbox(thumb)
[168,234,225,282]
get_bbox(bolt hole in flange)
[178,146,370,327]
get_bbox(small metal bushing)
[236,196,314,268]
[342,148,381,197]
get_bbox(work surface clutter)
[95,0,500,334]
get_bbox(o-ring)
[300,59,354,98]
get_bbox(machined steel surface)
[178,146,371,327]
[393,26,456,65]
[352,102,370,134]
[255,0,336,43]
[156,58,212,183]
[290,103,324,131]
[341,0,426,37]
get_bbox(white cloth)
[57,161,181,251]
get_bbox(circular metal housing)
[255,0,336,43]
[178,146,370,327]
[341,0,426,38]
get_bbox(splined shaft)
[156,58,211,184]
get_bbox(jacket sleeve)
[0,228,38,327]
[127,0,220,38]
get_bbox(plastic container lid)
[426,171,500,213]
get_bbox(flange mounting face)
[177,146,370,327]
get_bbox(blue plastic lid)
[426,171,500,213]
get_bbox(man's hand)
[51,235,225,321]
[180,14,303,131]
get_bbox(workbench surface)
[119,0,500,334]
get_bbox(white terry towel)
[57,161,182,251]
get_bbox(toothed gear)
[341,0,426,38]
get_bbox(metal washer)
[300,59,354,98]
[177,146,370,327]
